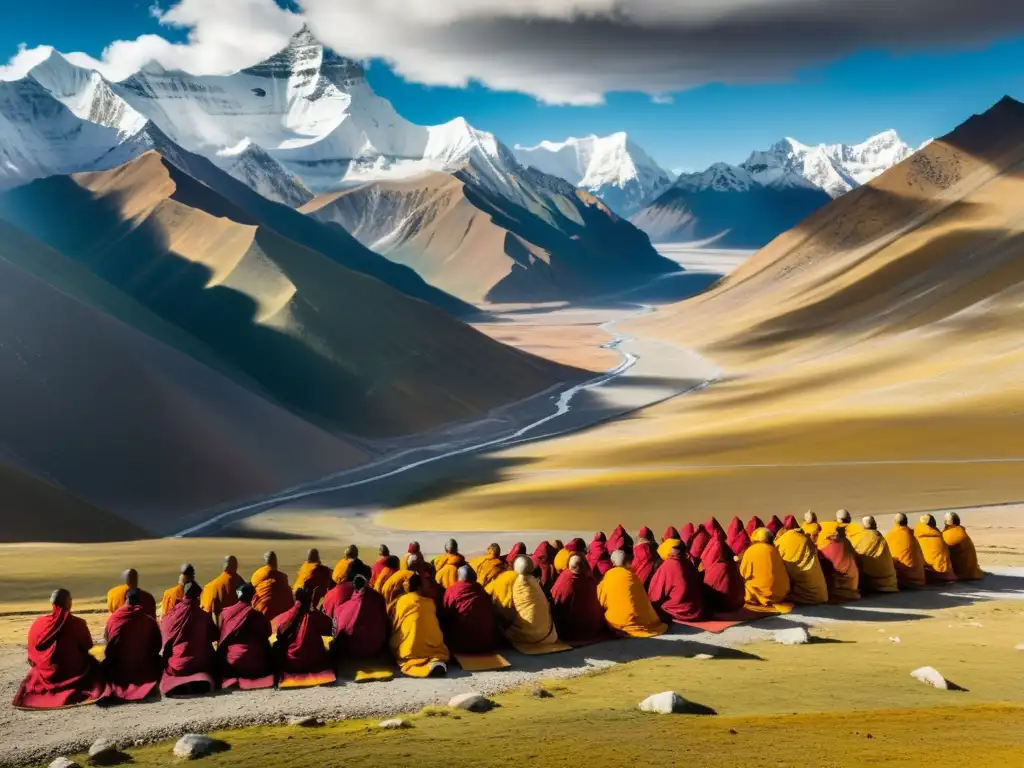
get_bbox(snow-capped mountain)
[513,133,673,216]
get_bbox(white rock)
[1015,643,1024,651]
[773,627,811,645]
[448,693,492,712]
[287,715,320,727]
[49,759,79,768]
[889,636,901,644]
[693,653,715,660]
[638,691,717,715]
[910,666,950,690]
[88,739,117,759]
[379,718,410,730]
[172,734,225,759]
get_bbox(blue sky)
[4,1,1024,172]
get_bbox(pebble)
[87,740,116,760]
[530,686,553,698]
[693,653,715,660]
[889,636,901,644]
[379,718,410,730]
[49,759,80,768]
[287,715,321,727]
[638,691,716,715]
[172,734,227,759]
[910,666,950,690]
[773,627,811,646]
[447,693,492,712]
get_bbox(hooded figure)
[648,544,707,623]
[587,533,613,579]
[745,516,766,538]
[505,542,527,566]
[531,541,557,592]
[439,566,498,654]
[679,523,696,548]
[607,525,633,557]
[631,527,661,588]
[550,555,609,645]
[914,515,957,583]
[699,533,746,614]
[322,560,357,619]
[687,525,711,565]
[726,517,751,558]
[554,538,585,574]
[942,513,985,581]
[766,516,784,535]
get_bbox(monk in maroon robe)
[218,583,274,690]
[631,527,661,588]
[766,515,784,535]
[439,567,498,654]
[531,541,557,592]
[550,555,609,644]
[160,581,218,696]
[587,533,613,579]
[726,517,751,558]
[783,514,800,531]
[688,525,711,564]
[607,524,633,557]
[663,526,681,543]
[13,589,102,709]
[371,555,400,592]
[704,517,727,540]
[649,545,708,623]
[679,522,696,548]
[700,535,746,614]
[323,568,357,620]
[369,545,392,586]
[505,542,526,566]
[101,588,162,702]
[746,516,766,537]
[331,575,388,659]
[272,588,335,687]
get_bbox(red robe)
[688,527,711,563]
[550,568,609,644]
[369,557,391,586]
[766,516,784,535]
[679,523,696,548]
[272,604,335,685]
[607,524,633,555]
[531,541,557,592]
[727,517,751,558]
[160,597,218,695]
[746,516,766,537]
[631,541,660,588]
[649,550,708,623]
[505,542,526,566]
[331,589,388,659]
[12,607,102,709]
[700,535,746,614]
[587,535,613,579]
[439,581,498,654]
[704,517,727,540]
[663,526,680,542]
[101,605,162,702]
[322,581,356,620]
[783,515,800,531]
[217,602,274,690]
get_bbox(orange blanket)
[942,525,985,581]
[596,567,667,638]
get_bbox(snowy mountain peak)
[242,25,365,86]
[674,162,753,193]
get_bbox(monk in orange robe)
[272,588,335,688]
[381,554,441,607]
[200,556,243,621]
[101,588,162,702]
[160,581,218,696]
[106,568,157,619]
[886,513,927,588]
[434,539,467,590]
[333,545,371,584]
[802,511,821,542]
[817,528,861,602]
[389,574,450,677]
[218,583,274,690]
[774,527,828,605]
[160,563,195,621]
[739,529,792,612]
[251,551,293,622]
[369,545,392,586]
[13,589,103,709]
[293,549,334,605]
[942,512,985,581]
[914,515,956,583]
[371,555,401,592]
[597,551,667,638]
[849,517,899,594]
[470,543,506,587]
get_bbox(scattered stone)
[287,715,321,727]
[530,686,553,699]
[86,739,127,766]
[693,653,715,660]
[448,692,492,712]
[638,691,717,716]
[88,740,116,760]
[49,759,80,768]
[172,734,229,759]
[889,636,901,644]
[1015,643,1024,651]
[866,733,874,739]
[911,666,954,690]
[773,627,811,646]
[729,729,738,736]
[379,718,410,730]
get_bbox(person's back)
[333,576,389,659]
[102,589,162,702]
[435,539,467,590]
[699,534,746,614]
[218,583,274,690]
[648,546,707,623]
[849,517,899,594]
[739,529,792,611]
[293,549,334,604]
[160,582,218,695]
[200,557,243,620]
[774,528,828,605]
[550,555,608,644]
[106,569,157,618]
[942,513,985,581]
[597,553,667,638]
[631,527,661,588]
[272,589,334,684]
[886,514,927,588]
[817,529,861,602]
[251,552,294,621]
[389,575,449,677]
[440,567,498,654]
[913,515,956,583]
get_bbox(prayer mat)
[454,652,511,671]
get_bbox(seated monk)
[914,515,957,584]
[631,527,661,588]
[550,554,610,644]
[549,540,565,572]
[323,561,357,619]
[774,527,828,605]
[745,516,766,537]
[484,565,519,629]
[658,527,682,561]
[886,514,927,589]
[607,524,633,557]
[381,553,442,607]
[371,555,400,592]
[272,588,335,687]
[817,509,854,545]
[552,540,573,574]
[217,583,274,690]
[587,533,613,579]
[434,539,467,590]
[688,524,711,565]
[101,588,162,702]
[293,549,334,605]
[726,517,750,558]
[942,512,985,581]
[469,544,505,588]
[334,545,371,584]
[160,563,195,621]
[505,541,526,566]
[331,575,388,659]
[739,529,792,612]
[106,568,156,618]
[494,556,562,650]
[389,574,450,677]
[598,551,667,637]
[802,511,821,542]
[700,533,746,614]
[251,551,294,622]
[200,556,243,621]
[782,515,800,531]
[160,581,218,696]
[766,515,784,535]
[679,522,696,549]
[817,528,861,602]
[369,545,391,586]
[648,544,707,623]
[848,517,898,594]
[531,541,557,592]
[13,589,102,709]
[440,566,499,654]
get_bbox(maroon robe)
[331,589,388,658]
[699,535,746,614]
[159,596,218,695]
[818,538,861,602]
[369,557,390,586]
[703,517,727,541]
[550,568,609,644]
[649,550,708,623]
[587,534,612,579]
[688,527,711,563]
[440,581,498,654]
[679,523,696,548]
[322,581,356,620]
[218,602,274,690]
[272,603,335,685]
[663,526,680,542]
[766,515,784,535]
[745,516,766,537]
[505,542,526,566]
[101,605,162,702]
[607,524,633,555]
[726,517,751,558]
[631,540,660,588]
[13,607,102,709]
[783,515,800,531]
[531,541,557,592]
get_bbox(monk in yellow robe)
[553,539,584,574]
[773,527,828,604]
[885,514,926,589]
[388,574,450,677]
[848,517,898,594]
[548,540,565,572]
[293,549,334,604]
[914,515,956,583]
[815,509,852,547]
[107,568,156,618]
[160,564,195,621]
[332,545,360,585]
[492,556,562,650]
[942,512,985,581]
[433,539,466,590]
[470,544,506,587]
[739,529,792,612]
[200,556,243,620]
[801,511,821,543]
[658,526,683,562]
[381,554,441,607]
[251,551,293,621]
[484,565,518,627]
[596,551,667,638]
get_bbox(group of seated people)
[13,511,984,710]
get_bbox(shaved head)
[445,538,458,554]
[179,563,195,585]
[236,582,255,603]
[610,549,628,567]
[920,514,937,527]
[378,544,390,557]
[353,574,368,593]
[182,581,201,599]
[126,588,143,606]
[407,573,423,594]
[568,554,585,573]
[344,545,359,559]
[804,510,817,523]
[862,516,877,530]
[895,512,909,526]
[456,565,474,583]
[263,551,277,567]
[223,555,238,573]
[407,552,422,569]
[488,543,501,557]
[122,568,138,588]
[836,509,852,524]
[945,512,961,526]
[513,555,532,576]
[50,588,71,609]
[307,548,320,563]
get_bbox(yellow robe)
[553,548,572,573]
[471,553,505,588]
[160,584,184,619]
[942,525,985,581]
[739,533,792,611]
[200,571,243,616]
[914,523,956,580]
[485,569,517,625]
[388,592,450,677]
[885,525,926,588]
[596,567,667,638]
[504,574,561,647]
[657,539,682,561]
[774,529,828,604]
[815,521,842,547]
[849,529,899,593]
[106,584,130,614]
[801,521,822,542]
[331,558,353,585]
[433,554,465,590]
[380,570,415,607]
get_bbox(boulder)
[638,691,716,716]
[773,627,811,645]
[287,715,321,727]
[87,739,126,766]
[49,759,80,768]
[910,667,952,690]
[172,734,228,759]
[379,718,410,730]
[448,693,492,713]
